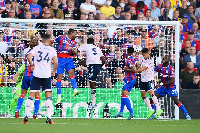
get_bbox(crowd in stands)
[0,0,200,89]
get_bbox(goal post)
[0,19,180,119]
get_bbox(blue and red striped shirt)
[154,64,175,88]
[23,50,34,77]
[125,55,138,81]
[55,35,77,58]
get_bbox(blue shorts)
[30,76,52,92]
[57,57,75,74]
[122,78,136,92]
[140,80,154,92]
[21,76,32,90]
[155,86,178,97]
[88,64,101,82]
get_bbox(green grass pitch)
[0,118,199,133]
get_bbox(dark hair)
[137,1,145,8]
[127,47,134,53]
[188,5,194,9]
[42,34,51,40]
[87,38,94,44]
[194,73,199,77]
[142,48,149,53]
[145,9,151,15]
[68,29,75,35]
[0,54,4,60]
[29,38,39,49]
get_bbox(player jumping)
[136,48,163,119]
[114,47,137,120]
[24,34,58,124]
[15,39,39,119]
[55,29,81,103]
[78,38,105,109]
[150,56,191,120]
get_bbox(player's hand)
[51,71,56,76]
[155,84,161,89]
[123,67,128,71]
[12,87,17,94]
[30,65,34,71]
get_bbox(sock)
[120,96,125,112]
[122,95,133,114]
[151,94,160,110]
[70,76,77,91]
[56,79,61,97]
[16,95,25,112]
[46,97,53,119]
[178,103,189,117]
[34,97,40,115]
[9,95,19,113]
[143,97,153,111]
[25,97,34,116]
[151,102,155,110]
[91,89,96,106]
[39,93,42,112]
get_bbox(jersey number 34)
[37,51,50,63]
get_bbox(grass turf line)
[0,118,199,133]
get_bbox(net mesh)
[0,21,176,119]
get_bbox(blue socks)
[120,95,133,114]
[56,80,61,95]
[151,103,155,110]
[70,76,77,90]
[16,95,25,112]
[120,96,125,112]
[34,97,40,115]
[179,104,189,116]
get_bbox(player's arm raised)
[136,66,148,73]
[51,56,58,76]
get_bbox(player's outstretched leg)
[56,79,62,103]
[46,97,54,124]
[15,94,25,118]
[173,97,191,120]
[122,95,135,120]
[70,76,81,96]
[114,96,124,118]
[23,97,34,124]
[142,96,155,118]
[33,97,40,119]
[8,95,19,116]
[150,94,163,118]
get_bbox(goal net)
[0,19,180,119]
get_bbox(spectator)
[192,22,200,41]
[185,73,200,89]
[8,8,17,19]
[21,11,34,28]
[42,0,52,8]
[0,30,8,56]
[96,68,112,88]
[1,1,11,18]
[58,0,67,11]
[98,13,106,20]
[18,3,34,19]
[124,12,131,20]
[182,14,193,32]
[143,9,152,21]
[172,10,182,22]
[100,0,115,18]
[180,61,198,89]
[63,0,80,20]
[80,0,96,16]
[0,54,8,87]
[6,60,16,86]
[30,0,42,19]
[119,0,129,13]
[129,6,137,20]
[0,0,6,14]
[176,0,188,18]
[134,28,154,51]
[132,1,148,15]
[92,0,106,14]
[170,0,182,11]
[137,12,144,21]
[121,33,135,59]
[158,9,172,21]
[114,73,124,89]
[11,0,20,15]
[161,0,173,19]
[150,0,160,19]
[184,46,200,68]
[113,5,125,20]
[36,6,49,19]
[180,39,191,70]
[111,28,127,48]
[185,5,198,25]
[88,12,95,20]
[3,27,12,43]
[6,37,24,64]
[49,0,64,19]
